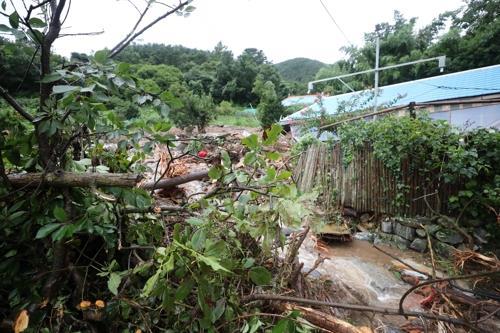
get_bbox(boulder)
[394,223,416,241]
[416,229,427,238]
[410,238,428,253]
[381,220,393,233]
[415,216,432,225]
[434,241,456,259]
[393,235,411,250]
[427,224,441,235]
[435,230,464,245]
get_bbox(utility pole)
[373,37,380,112]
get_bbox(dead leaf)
[13,310,29,333]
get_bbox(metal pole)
[373,37,380,112]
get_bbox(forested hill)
[274,58,326,83]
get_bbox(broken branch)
[0,86,35,122]
[7,170,208,190]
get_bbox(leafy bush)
[215,100,237,115]
[168,92,216,132]
[337,114,500,225]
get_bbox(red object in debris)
[197,150,208,158]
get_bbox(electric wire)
[318,0,353,46]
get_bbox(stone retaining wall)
[373,216,489,258]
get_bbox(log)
[7,170,208,190]
[140,171,208,190]
[275,303,363,333]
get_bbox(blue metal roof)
[281,64,500,123]
[281,95,318,107]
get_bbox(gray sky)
[7,0,465,63]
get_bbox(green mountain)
[275,57,326,83]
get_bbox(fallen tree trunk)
[7,170,208,190]
[275,303,363,333]
[242,293,480,331]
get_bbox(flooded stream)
[299,237,427,311]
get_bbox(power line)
[318,0,353,46]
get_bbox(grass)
[211,114,260,128]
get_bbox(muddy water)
[299,237,426,311]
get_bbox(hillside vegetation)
[275,57,326,83]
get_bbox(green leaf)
[204,240,226,257]
[272,319,291,333]
[0,24,10,32]
[243,258,255,269]
[40,73,62,83]
[175,279,194,301]
[108,272,122,296]
[8,210,26,220]
[263,124,283,145]
[211,299,225,323]
[142,270,161,297]
[4,249,17,258]
[242,134,259,149]
[9,11,19,29]
[29,17,46,28]
[208,165,224,180]
[243,151,257,166]
[53,206,67,222]
[185,5,196,12]
[165,254,175,272]
[249,266,272,285]
[266,151,281,161]
[94,50,109,64]
[52,85,80,94]
[276,170,292,180]
[221,150,231,168]
[191,228,206,251]
[187,217,205,226]
[117,62,130,75]
[1,1,6,10]
[80,84,96,93]
[198,255,230,273]
[35,223,62,239]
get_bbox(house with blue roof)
[280,64,500,138]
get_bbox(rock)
[434,241,456,259]
[415,216,432,225]
[354,232,375,242]
[435,230,464,245]
[427,224,441,235]
[381,220,393,233]
[410,238,428,253]
[394,223,416,241]
[374,233,393,246]
[416,229,427,238]
[396,217,422,228]
[393,235,411,250]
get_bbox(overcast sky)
[6,0,465,64]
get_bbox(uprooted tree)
[0,1,329,332]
